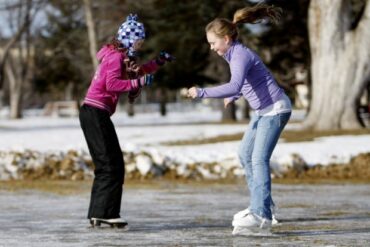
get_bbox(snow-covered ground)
[0,107,369,167]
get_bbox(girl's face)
[133,39,144,51]
[206,32,231,56]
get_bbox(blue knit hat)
[117,14,145,56]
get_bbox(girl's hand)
[124,58,140,73]
[129,61,140,73]
[156,51,175,65]
[187,87,198,99]
[224,98,233,108]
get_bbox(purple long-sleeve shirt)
[197,42,283,110]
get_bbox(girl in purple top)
[188,4,291,236]
[79,14,173,228]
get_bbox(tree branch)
[83,0,99,70]
[0,0,45,90]
[0,18,29,88]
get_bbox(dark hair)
[205,3,282,40]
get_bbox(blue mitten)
[131,74,154,89]
[156,51,175,65]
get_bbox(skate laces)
[252,213,270,229]
[260,218,267,228]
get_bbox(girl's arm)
[139,52,174,75]
[105,54,135,92]
[224,92,242,108]
[106,54,151,92]
[227,92,243,102]
[139,60,160,75]
[197,53,252,98]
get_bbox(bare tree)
[305,0,370,130]
[0,0,44,118]
[0,1,31,108]
[82,0,98,69]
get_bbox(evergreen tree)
[129,0,247,90]
[33,0,91,100]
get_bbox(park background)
[0,0,369,182]
[0,1,370,246]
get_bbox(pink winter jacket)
[83,45,159,115]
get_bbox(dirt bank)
[281,152,370,181]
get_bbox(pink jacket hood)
[96,45,122,61]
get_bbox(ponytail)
[233,3,282,25]
[205,4,282,41]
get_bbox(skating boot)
[232,213,272,236]
[232,207,279,226]
[90,218,128,229]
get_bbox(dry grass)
[0,180,92,195]
[1,176,369,195]
[163,128,370,146]
[281,128,370,142]
[0,178,243,194]
[272,177,370,184]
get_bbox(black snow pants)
[79,104,125,219]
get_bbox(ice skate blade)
[232,220,279,227]
[90,219,129,230]
[232,226,272,236]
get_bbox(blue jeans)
[238,112,291,219]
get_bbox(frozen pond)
[0,182,369,246]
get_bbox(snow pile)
[270,153,307,178]
[1,147,370,181]
[1,108,370,180]
[0,150,93,180]
[0,148,309,181]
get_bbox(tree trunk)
[65,81,74,101]
[241,99,250,121]
[0,19,30,92]
[0,90,3,108]
[127,103,135,117]
[5,27,33,119]
[222,101,237,122]
[83,0,98,70]
[367,82,370,108]
[158,88,167,116]
[305,0,370,130]
[5,61,22,119]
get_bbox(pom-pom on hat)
[117,14,145,56]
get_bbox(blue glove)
[156,51,175,65]
[130,74,154,89]
[138,74,154,87]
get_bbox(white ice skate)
[232,213,272,236]
[232,207,279,226]
[90,217,128,229]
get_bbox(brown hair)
[106,37,140,78]
[108,37,127,53]
[205,3,282,40]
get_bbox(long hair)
[106,37,140,79]
[205,3,282,40]
[108,37,127,53]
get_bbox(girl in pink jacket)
[79,14,173,228]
